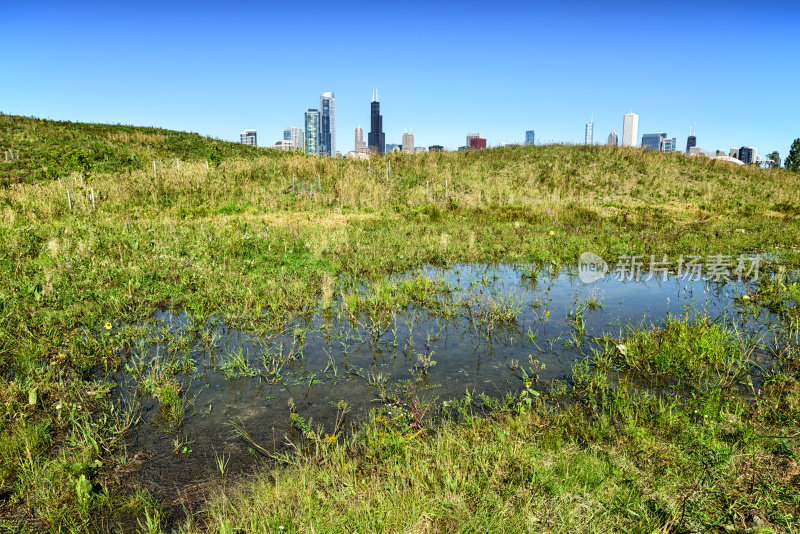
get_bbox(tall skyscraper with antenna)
[622,112,639,147]
[686,124,696,154]
[368,89,385,155]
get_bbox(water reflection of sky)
[120,264,770,494]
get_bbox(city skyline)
[2,2,798,158]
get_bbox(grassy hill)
[0,113,266,184]
[1,116,799,532]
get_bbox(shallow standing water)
[116,264,769,496]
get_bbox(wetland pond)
[116,264,773,499]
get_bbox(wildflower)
[548,230,555,236]
[104,322,112,330]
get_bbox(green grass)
[0,113,799,531]
[0,113,266,184]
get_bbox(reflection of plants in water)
[261,354,284,383]
[366,369,390,400]
[415,351,437,374]
[218,347,259,379]
[124,351,192,430]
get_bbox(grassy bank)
[0,114,799,531]
[0,113,264,185]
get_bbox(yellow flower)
[104,322,112,330]
[548,230,555,236]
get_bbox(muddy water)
[118,264,765,496]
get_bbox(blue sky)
[2,1,799,159]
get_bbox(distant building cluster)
[238,99,778,166]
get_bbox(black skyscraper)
[368,91,385,155]
[686,135,696,153]
[686,135,697,154]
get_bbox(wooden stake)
[91,188,95,209]
[67,190,72,210]
[153,160,157,177]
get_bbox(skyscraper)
[585,121,594,145]
[284,127,303,151]
[641,133,667,151]
[525,130,535,146]
[368,89,385,155]
[686,135,697,154]
[607,130,618,146]
[402,130,415,153]
[354,125,365,152]
[622,113,639,147]
[319,91,335,157]
[240,129,257,146]
[738,147,757,164]
[659,137,677,153]
[304,109,319,156]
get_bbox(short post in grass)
[205,160,209,171]
[153,160,157,178]
[292,174,295,192]
[318,174,321,192]
[426,180,429,201]
[311,184,314,198]
[176,158,180,169]
[91,188,95,209]
[445,178,448,200]
[67,190,72,210]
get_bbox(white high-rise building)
[240,129,257,146]
[354,125,365,151]
[402,130,415,153]
[585,121,594,145]
[284,127,303,150]
[608,130,618,146]
[622,113,639,147]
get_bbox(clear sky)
[2,1,799,159]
